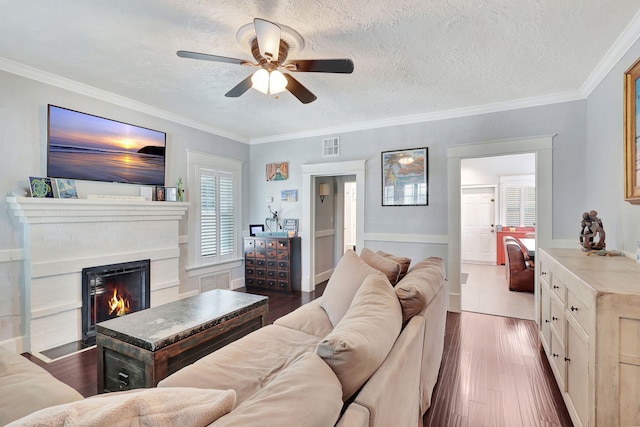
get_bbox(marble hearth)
[7,196,188,354]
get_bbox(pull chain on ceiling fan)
[177,18,354,104]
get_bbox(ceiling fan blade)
[225,75,254,97]
[177,50,245,65]
[254,18,281,62]
[287,59,354,73]
[284,74,317,104]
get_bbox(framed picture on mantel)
[624,57,640,204]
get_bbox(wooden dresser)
[538,248,640,427]
[244,236,301,293]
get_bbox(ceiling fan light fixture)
[251,69,288,95]
[269,70,287,94]
[251,69,270,94]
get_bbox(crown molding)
[249,90,584,144]
[580,8,640,97]
[0,56,250,144]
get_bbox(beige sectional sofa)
[4,249,447,427]
[160,249,448,426]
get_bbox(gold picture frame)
[624,57,640,204]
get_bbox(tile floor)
[461,263,535,320]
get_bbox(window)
[501,175,535,227]
[188,151,242,267]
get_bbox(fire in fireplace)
[81,260,150,345]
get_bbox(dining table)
[519,238,536,258]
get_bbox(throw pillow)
[395,257,446,323]
[320,249,379,327]
[376,250,412,281]
[8,387,236,427]
[212,352,343,427]
[316,272,402,401]
[360,247,402,285]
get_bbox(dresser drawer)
[277,260,289,270]
[550,275,566,304]
[277,250,290,260]
[256,258,266,268]
[550,332,566,389]
[567,290,591,335]
[244,239,255,250]
[550,297,565,344]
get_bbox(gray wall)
[249,100,587,269]
[586,37,640,254]
[0,70,250,345]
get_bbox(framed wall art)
[381,147,428,206]
[266,162,288,181]
[624,57,640,204]
[281,189,298,202]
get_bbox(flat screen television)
[47,105,166,186]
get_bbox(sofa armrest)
[341,315,425,427]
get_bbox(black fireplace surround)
[81,259,150,345]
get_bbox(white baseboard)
[314,268,333,285]
[231,277,245,290]
[0,336,25,353]
[448,292,461,313]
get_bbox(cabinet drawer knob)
[552,316,558,321]
[552,353,559,358]
[553,285,559,289]
[541,271,547,275]
[570,306,579,312]
[564,357,571,362]
[545,319,550,323]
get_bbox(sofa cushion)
[360,247,402,285]
[274,299,334,338]
[316,272,402,401]
[320,249,379,327]
[8,387,235,427]
[158,324,320,406]
[0,347,84,426]
[376,250,411,281]
[212,353,343,427]
[395,257,445,323]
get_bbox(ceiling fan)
[177,18,354,104]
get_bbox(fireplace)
[82,260,151,345]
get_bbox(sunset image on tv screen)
[47,105,166,185]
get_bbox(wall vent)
[322,137,340,157]
[200,271,231,293]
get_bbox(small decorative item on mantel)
[177,177,184,202]
[155,186,165,202]
[165,187,177,202]
[29,176,54,198]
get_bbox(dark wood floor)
[23,285,572,426]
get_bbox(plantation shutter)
[199,169,236,261]
[505,187,521,227]
[503,183,536,227]
[200,173,217,257]
[219,172,235,256]
[523,186,536,226]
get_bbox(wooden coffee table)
[96,289,268,393]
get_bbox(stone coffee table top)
[96,289,268,351]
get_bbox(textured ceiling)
[1,1,639,143]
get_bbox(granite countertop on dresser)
[96,289,268,351]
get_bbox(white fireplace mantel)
[7,196,189,224]
[7,195,190,355]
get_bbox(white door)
[461,187,496,263]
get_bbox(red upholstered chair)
[504,240,534,292]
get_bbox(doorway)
[459,153,536,320]
[301,160,366,292]
[447,135,553,324]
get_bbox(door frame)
[301,160,366,292]
[447,135,553,325]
